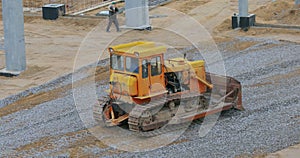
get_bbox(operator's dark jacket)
[109,6,119,16]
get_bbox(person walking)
[106,1,120,32]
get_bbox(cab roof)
[109,41,167,58]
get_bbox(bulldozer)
[93,41,243,133]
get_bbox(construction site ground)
[0,0,299,157]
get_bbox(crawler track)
[94,88,239,137]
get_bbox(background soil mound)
[215,0,300,33]
[255,0,300,25]
[165,0,209,14]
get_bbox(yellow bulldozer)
[93,41,243,133]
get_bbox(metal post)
[239,0,248,17]
[1,0,26,76]
[239,0,256,29]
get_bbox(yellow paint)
[110,73,138,96]
[108,41,214,101]
[110,41,167,58]
[189,60,211,91]
[164,58,190,72]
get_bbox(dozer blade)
[206,72,244,111]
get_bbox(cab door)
[149,55,165,94]
[139,59,150,97]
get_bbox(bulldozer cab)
[108,41,167,100]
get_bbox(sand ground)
[0,0,299,157]
[1,0,300,100]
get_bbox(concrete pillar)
[2,0,26,74]
[239,0,248,17]
[124,0,151,30]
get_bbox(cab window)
[111,54,124,71]
[126,57,139,73]
[142,60,148,78]
[151,56,162,76]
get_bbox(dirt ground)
[266,144,300,158]
[254,0,300,25]
[24,0,107,13]
[2,0,299,100]
[0,16,103,98]
[0,0,300,157]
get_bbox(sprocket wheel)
[140,110,153,131]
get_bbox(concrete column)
[2,0,26,73]
[239,0,248,17]
[125,0,150,29]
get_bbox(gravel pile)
[102,38,300,157]
[0,38,299,157]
